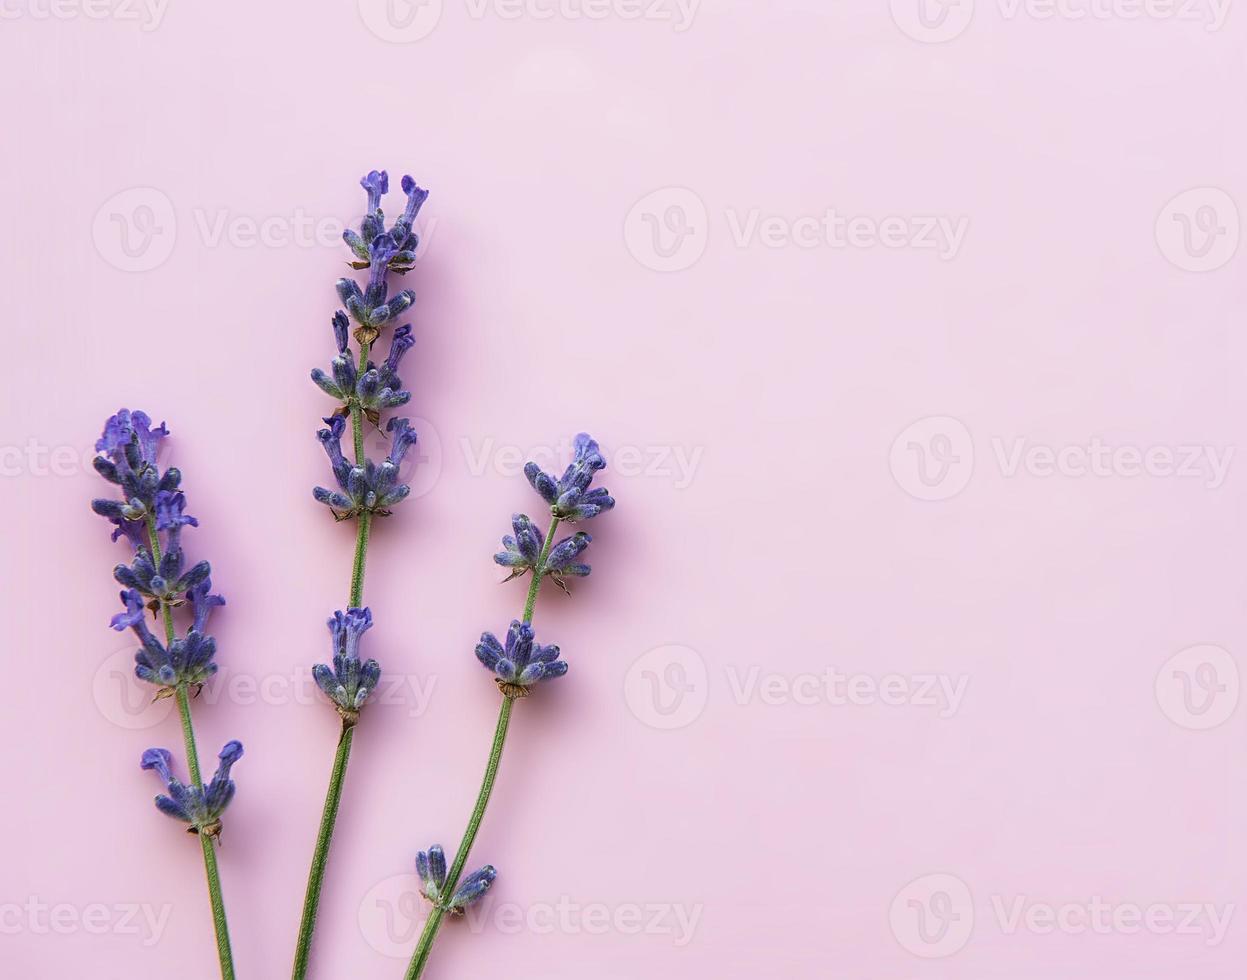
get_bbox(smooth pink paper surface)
[2,2,1244,977]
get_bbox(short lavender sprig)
[293,170,429,980]
[91,409,241,980]
[404,433,615,978]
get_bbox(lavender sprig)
[292,170,429,980]
[91,409,241,980]
[403,433,615,977]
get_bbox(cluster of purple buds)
[475,620,569,697]
[141,742,243,839]
[312,318,415,425]
[495,515,592,593]
[92,409,244,829]
[313,415,419,518]
[524,432,616,522]
[336,171,428,342]
[312,607,382,725]
[493,433,613,592]
[416,845,497,914]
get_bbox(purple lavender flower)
[312,607,382,723]
[91,409,177,527]
[494,514,544,578]
[447,866,497,913]
[415,845,496,913]
[312,415,418,518]
[141,741,244,837]
[416,845,449,904]
[475,620,568,695]
[524,433,615,522]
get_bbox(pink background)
[2,1,1245,977]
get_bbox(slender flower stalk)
[403,433,615,978]
[91,409,242,980]
[292,170,429,980]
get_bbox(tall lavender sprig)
[292,170,429,980]
[403,433,615,977]
[91,409,241,980]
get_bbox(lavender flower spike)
[416,845,496,913]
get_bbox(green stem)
[404,697,515,980]
[291,341,375,980]
[523,516,559,624]
[350,510,372,607]
[290,721,356,980]
[403,517,561,978]
[145,516,235,979]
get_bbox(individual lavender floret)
[416,844,449,905]
[447,866,497,914]
[415,846,497,913]
[494,514,544,580]
[523,433,615,522]
[312,608,381,725]
[140,741,244,838]
[542,531,593,592]
[313,416,418,518]
[91,409,179,528]
[475,620,567,697]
